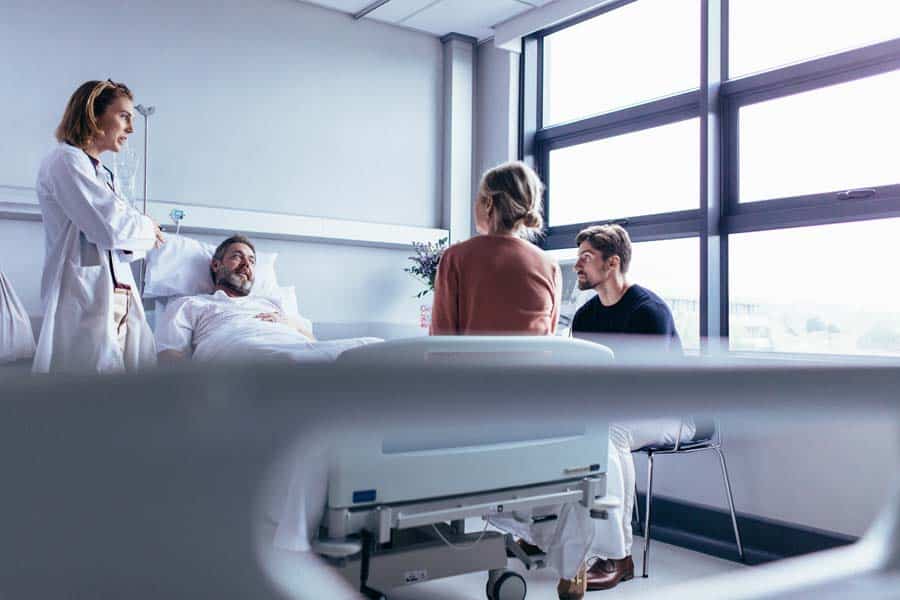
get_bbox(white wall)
[0,0,444,325]
[474,41,898,539]
[635,417,899,538]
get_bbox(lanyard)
[85,152,131,291]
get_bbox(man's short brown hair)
[210,234,255,283]
[575,224,632,274]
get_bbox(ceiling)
[300,0,553,41]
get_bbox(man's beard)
[576,273,597,291]
[215,266,253,296]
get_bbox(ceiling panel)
[397,0,534,40]
[366,0,439,22]
[298,0,545,41]
[299,0,374,13]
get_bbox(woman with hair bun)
[33,79,164,373]
[430,160,561,335]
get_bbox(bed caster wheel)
[486,570,527,600]
[361,585,385,600]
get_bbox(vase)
[419,303,432,330]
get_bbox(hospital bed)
[0,358,898,598]
[312,336,616,600]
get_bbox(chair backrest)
[337,335,615,367]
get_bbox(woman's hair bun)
[521,210,542,229]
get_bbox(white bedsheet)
[197,330,381,363]
[155,291,380,363]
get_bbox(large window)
[543,0,699,126]
[739,69,900,203]
[729,0,900,78]
[548,118,699,225]
[525,0,900,357]
[730,219,900,357]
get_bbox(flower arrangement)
[404,237,449,298]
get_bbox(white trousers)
[606,418,696,557]
[488,436,627,579]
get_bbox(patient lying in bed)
[155,235,379,363]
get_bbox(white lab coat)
[33,143,158,374]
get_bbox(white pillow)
[145,235,279,298]
[0,271,36,363]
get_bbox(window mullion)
[700,0,727,344]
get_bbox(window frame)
[523,0,900,355]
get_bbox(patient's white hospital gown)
[156,291,379,362]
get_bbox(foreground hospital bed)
[296,336,617,599]
[0,357,898,599]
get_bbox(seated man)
[156,235,378,363]
[570,224,694,592]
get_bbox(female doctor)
[33,80,164,373]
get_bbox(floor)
[388,537,746,600]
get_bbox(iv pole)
[135,104,155,295]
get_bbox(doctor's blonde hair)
[55,80,133,148]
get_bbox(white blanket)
[155,291,380,363]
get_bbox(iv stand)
[135,104,155,295]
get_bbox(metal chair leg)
[642,452,654,578]
[716,446,745,562]
[632,482,641,537]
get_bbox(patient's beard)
[215,267,253,297]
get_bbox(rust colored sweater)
[430,235,561,335]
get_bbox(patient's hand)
[256,312,316,341]
[152,220,166,248]
[255,312,286,325]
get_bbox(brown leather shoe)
[586,556,634,591]
[557,563,587,600]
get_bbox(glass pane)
[739,69,900,203]
[550,237,699,351]
[543,0,699,126]
[730,219,900,356]
[730,0,900,79]
[548,119,699,225]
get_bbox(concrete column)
[441,33,477,243]
[475,41,520,188]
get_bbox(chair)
[632,418,744,577]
